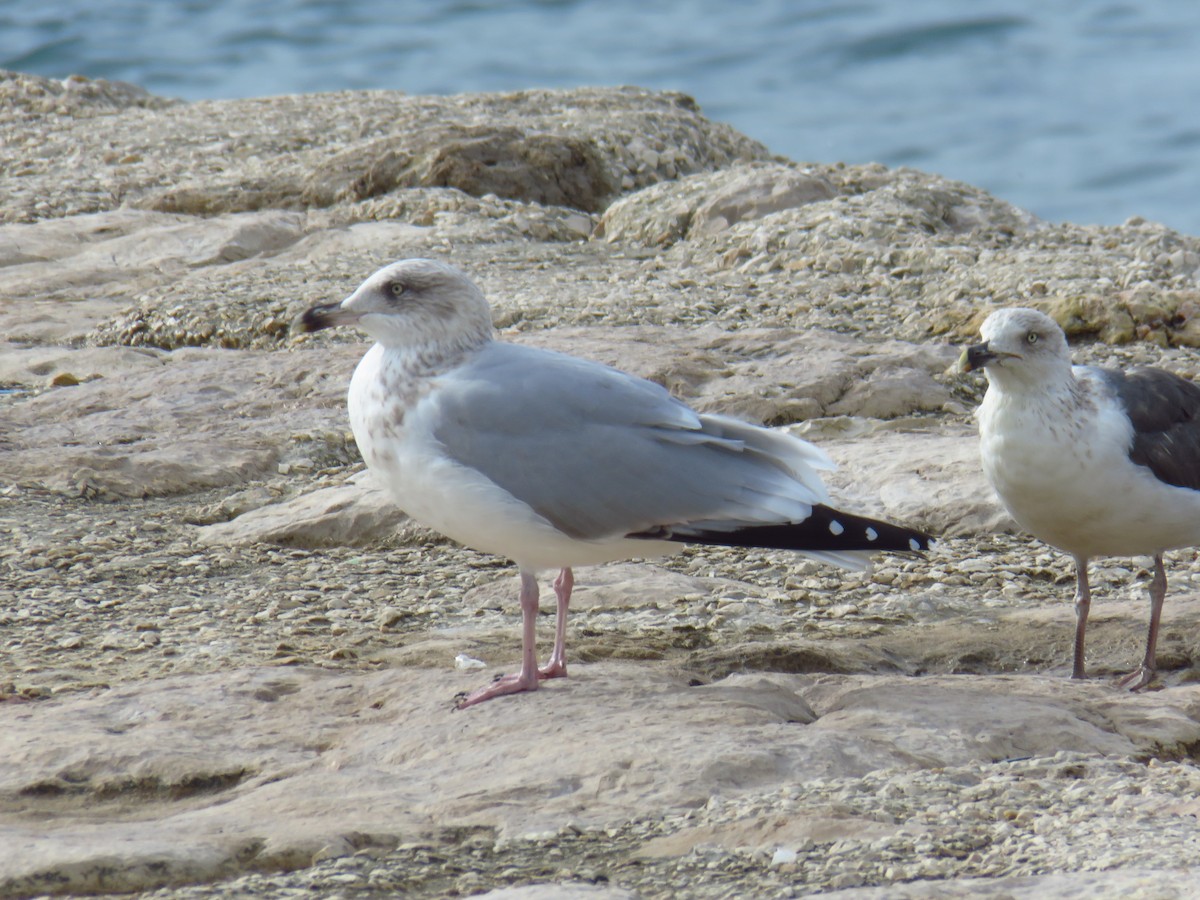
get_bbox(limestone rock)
[2,78,768,225]
[825,365,949,419]
[474,885,639,900]
[601,159,1200,353]
[816,870,1200,899]
[598,160,1032,251]
[692,167,838,235]
[815,425,1010,537]
[196,471,406,547]
[517,325,959,425]
[9,75,1200,899]
[0,69,176,116]
[1,667,1196,895]
[90,218,431,350]
[0,347,359,497]
[303,127,617,213]
[597,162,837,245]
[0,209,306,344]
[0,344,166,388]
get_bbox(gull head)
[958,307,1072,392]
[298,258,494,352]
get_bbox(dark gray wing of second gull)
[1096,365,1200,491]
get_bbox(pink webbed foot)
[538,661,568,680]
[1114,666,1156,692]
[453,569,572,710]
[454,670,539,709]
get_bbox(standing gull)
[300,258,929,708]
[961,307,1200,689]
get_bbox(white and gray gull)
[961,307,1200,689]
[300,258,930,708]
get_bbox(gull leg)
[1071,556,1091,680]
[1116,554,1166,692]
[539,567,573,679]
[455,570,541,709]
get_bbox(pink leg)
[1071,556,1091,680]
[1116,554,1166,691]
[455,571,541,709]
[539,567,573,679]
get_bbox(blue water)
[4,1,1200,235]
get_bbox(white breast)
[979,381,1200,558]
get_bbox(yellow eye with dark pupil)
[389,282,405,298]
[1026,331,1039,344]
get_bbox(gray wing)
[1093,365,1200,491]
[429,342,833,540]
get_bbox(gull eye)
[1026,331,1039,344]
[388,281,406,299]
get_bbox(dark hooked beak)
[294,302,360,334]
[956,341,999,373]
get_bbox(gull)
[299,258,929,708]
[961,307,1200,689]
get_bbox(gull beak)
[956,341,1017,373]
[294,299,363,334]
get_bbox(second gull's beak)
[956,341,1014,373]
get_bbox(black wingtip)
[635,505,931,555]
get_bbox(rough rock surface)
[4,668,1199,897]
[3,70,1200,899]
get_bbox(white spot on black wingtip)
[865,527,878,542]
[909,538,921,551]
[829,520,844,535]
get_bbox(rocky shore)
[2,69,1199,898]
